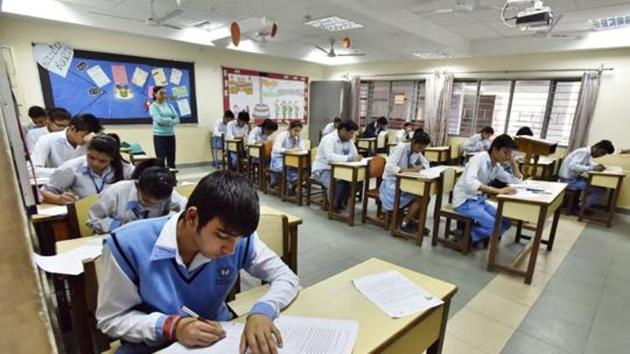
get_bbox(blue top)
[149,101,179,136]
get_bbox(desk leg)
[297,160,304,206]
[486,201,505,272]
[547,208,561,251]
[416,195,430,246]
[606,180,623,227]
[391,179,402,236]
[281,164,287,202]
[288,225,299,274]
[69,272,94,354]
[348,170,358,226]
[328,169,335,220]
[427,299,451,354]
[525,207,548,285]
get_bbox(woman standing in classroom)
[149,85,179,169]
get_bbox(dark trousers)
[153,135,176,168]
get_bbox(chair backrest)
[175,183,197,198]
[67,194,100,238]
[310,147,318,162]
[368,155,386,179]
[256,214,289,259]
[263,140,274,161]
[377,131,388,149]
[441,168,457,195]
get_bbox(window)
[448,78,581,146]
[361,80,426,127]
[358,82,369,119]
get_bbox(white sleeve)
[463,135,480,153]
[169,191,187,213]
[297,137,306,151]
[572,151,594,174]
[323,138,351,163]
[462,157,483,193]
[96,246,167,344]
[212,122,222,137]
[86,191,117,234]
[496,166,523,184]
[26,130,38,152]
[226,123,235,140]
[272,133,285,154]
[245,235,300,319]
[247,128,258,145]
[384,144,404,176]
[418,153,431,169]
[42,166,75,194]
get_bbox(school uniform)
[312,131,359,209]
[225,120,250,169]
[463,133,492,154]
[31,129,86,177]
[453,151,521,242]
[25,126,52,153]
[379,142,430,211]
[321,122,336,136]
[247,126,268,145]
[87,180,187,234]
[270,131,306,185]
[21,122,38,137]
[41,156,134,200]
[211,121,227,168]
[96,213,300,353]
[559,147,606,209]
[363,121,384,138]
[394,129,412,144]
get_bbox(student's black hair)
[338,120,359,132]
[105,133,130,164]
[480,126,495,135]
[88,134,125,182]
[237,111,250,123]
[28,105,46,118]
[377,116,388,126]
[516,127,533,136]
[47,107,71,122]
[152,86,165,100]
[289,121,303,129]
[70,113,103,133]
[260,118,278,132]
[403,122,413,128]
[333,117,342,123]
[131,158,160,179]
[186,171,259,235]
[593,140,615,154]
[137,166,175,200]
[412,130,432,146]
[489,134,517,152]
[224,110,235,119]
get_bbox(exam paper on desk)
[33,242,103,276]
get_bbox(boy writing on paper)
[312,120,362,212]
[453,134,522,244]
[463,126,494,154]
[393,122,414,144]
[269,121,306,193]
[211,110,234,168]
[96,171,300,354]
[559,140,615,213]
[225,111,251,170]
[380,131,432,234]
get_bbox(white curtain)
[425,72,454,146]
[567,71,601,152]
[348,76,361,124]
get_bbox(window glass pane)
[359,82,369,119]
[369,81,390,118]
[548,81,581,146]
[475,81,512,134]
[507,80,551,137]
[390,81,416,120]
[448,81,478,136]
[416,81,426,123]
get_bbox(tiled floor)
[179,165,630,354]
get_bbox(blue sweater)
[149,102,179,136]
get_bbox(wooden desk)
[358,138,377,156]
[281,150,311,206]
[424,146,451,165]
[213,258,457,354]
[225,139,245,173]
[391,172,441,245]
[487,180,566,285]
[581,167,626,227]
[329,161,370,226]
[260,205,303,273]
[32,204,71,256]
[516,156,558,181]
[246,143,265,190]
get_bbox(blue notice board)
[38,49,197,124]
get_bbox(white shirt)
[312,131,358,172]
[96,212,301,343]
[271,131,305,160]
[559,147,595,179]
[87,180,187,234]
[31,129,86,177]
[394,129,412,143]
[384,142,430,181]
[463,134,492,154]
[247,126,268,145]
[452,151,521,207]
[226,120,249,140]
[321,122,336,136]
[26,126,52,153]
[212,120,228,138]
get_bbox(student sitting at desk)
[380,131,431,234]
[31,113,103,177]
[463,126,494,154]
[40,134,133,205]
[21,105,48,136]
[500,126,533,179]
[87,166,186,234]
[247,118,278,145]
[363,116,388,138]
[96,171,300,353]
[559,140,615,213]
[393,122,414,143]
[226,111,251,169]
[321,117,341,137]
[269,121,306,192]
[312,120,362,211]
[453,134,522,244]
[25,107,71,153]
[211,110,234,168]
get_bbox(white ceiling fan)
[89,0,184,30]
[420,0,502,15]
[313,39,365,58]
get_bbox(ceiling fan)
[420,0,502,15]
[314,39,365,58]
[89,0,184,30]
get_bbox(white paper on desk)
[514,190,539,198]
[353,271,443,318]
[509,183,545,191]
[36,205,68,217]
[33,244,102,275]
[162,322,244,354]
[343,157,373,166]
[86,65,111,88]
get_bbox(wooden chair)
[246,143,266,190]
[432,168,474,255]
[306,147,327,210]
[67,194,100,238]
[361,156,390,229]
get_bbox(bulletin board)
[37,49,198,125]
[222,66,308,124]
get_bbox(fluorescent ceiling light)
[304,16,364,32]
[589,16,630,31]
[413,51,451,59]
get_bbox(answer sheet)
[33,244,102,275]
[353,271,443,318]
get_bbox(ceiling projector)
[504,0,554,29]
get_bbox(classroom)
[1,0,630,353]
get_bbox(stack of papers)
[33,241,103,275]
[353,271,443,318]
[163,316,358,354]
[36,205,68,217]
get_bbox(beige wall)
[0,15,327,164]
